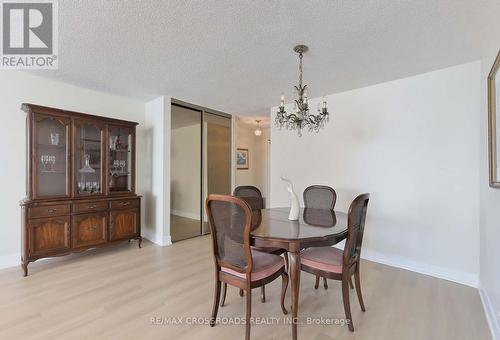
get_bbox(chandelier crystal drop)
[275,45,329,136]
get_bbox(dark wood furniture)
[225,185,289,304]
[303,185,337,210]
[303,185,337,289]
[20,104,141,276]
[300,194,370,332]
[250,207,349,340]
[206,194,288,340]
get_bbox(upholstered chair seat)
[300,246,343,274]
[222,251,285,281]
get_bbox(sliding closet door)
[202,112,232,234]
[170,105,202,242]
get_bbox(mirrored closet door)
[202,112,232,235]
[170,104,202,242]
[170,102,232,242]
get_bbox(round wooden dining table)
[250,207,348,340]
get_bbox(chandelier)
[275,45,329,136]
[254,120,262,136]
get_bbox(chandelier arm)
[287,113,298,121]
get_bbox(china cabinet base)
[20,104,141,276]
[20,241,143,277]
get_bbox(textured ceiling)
[30,0,500,116]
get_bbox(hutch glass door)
[75,121,104,196]
[108,125,134,193]
[35,115,70,198]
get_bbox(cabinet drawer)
[28,216,70,256]
[110,199,139,210]
[29,204,71,218]
[73,201,108,214]
[72,212,107,248]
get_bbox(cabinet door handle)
[88,204,97,209]
[120,202,130,206]
[47,208,57,213]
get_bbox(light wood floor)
[0,236,491,340]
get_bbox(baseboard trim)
[480,286,500,340]
[0,253,20,270]
[170,209,199,220]
[162,235,172,246]
[142,230,172,247]
[360,248,478,288]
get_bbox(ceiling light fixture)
[254,120,262,136]
[275,45,329,136]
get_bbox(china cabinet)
[20,104,141,276]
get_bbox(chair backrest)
[206,194,253,274]
[303,185,337,210]
[233,185,264,210]
[343,193,370,267]
[234,185,263,229]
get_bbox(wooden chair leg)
[220,283,227,307]
[342,276,354,332]
[284,252,289,272]
[280,272,289,315]
[245,286,252,340]
[355,268,366,312]
[261,285,266,303]
[349,276,354,289]
[323,277,328,290]
[314,275,320,289]
[210,279,221,327]
[239,289,244,297]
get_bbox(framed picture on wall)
[236,148,249,169]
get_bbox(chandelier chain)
[299,53,303,89]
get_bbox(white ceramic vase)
[280,177,300,221]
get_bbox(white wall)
[235,118,270,206]
[479,51,500,339]
[0,71,148,268]
[144,96,171,246]
[271,61,481,287]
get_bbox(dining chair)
[303,185,337,210]
[303,185,337,289]
[206,194,289,340]
[300,193,370,332]
[221,186,288,305]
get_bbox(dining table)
[250,207,349,340]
